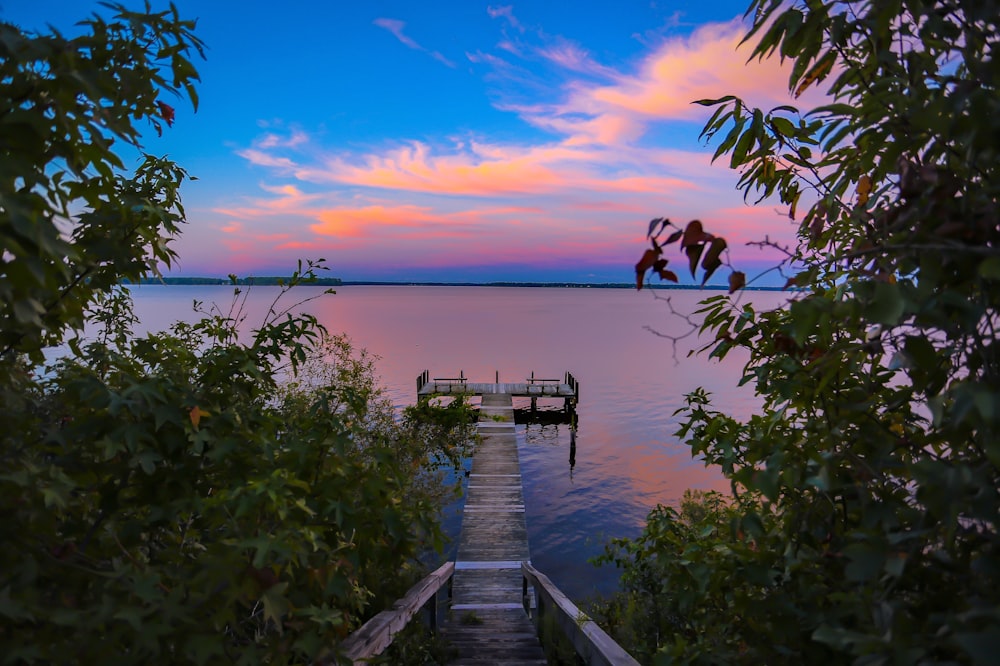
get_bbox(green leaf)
[978,256,1000,280]
[954,631,1000,666]
[843,542,886,582]
[866,281,905,325]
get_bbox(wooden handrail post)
[332,561,455,665]
[521,561,639,666]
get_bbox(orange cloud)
[210,15,817,281]
[311,204,477,239]
[506,19,828,149]
[590,20,781,120]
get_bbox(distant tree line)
[125,276,343,286]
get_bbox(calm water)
[126,285,788,601]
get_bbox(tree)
[622,0,1000,662]
[0,6,474,663]
[0,3,202,362]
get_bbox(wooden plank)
[522,561,640,666]
[442,393,547,663]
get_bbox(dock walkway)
[417,371,580,415]
[440,393,547,665]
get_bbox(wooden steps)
[441,393,547,664]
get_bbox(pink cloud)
[373,18,419,49]
[311,204,481,239]
[498,19,828,149]
[373,18,455,67]
[487,5,523,32]
[211,16,817,280]
[583,19,796,120]
[255,130,308,149]
[237,149,298,170]
[537,40,618,79]
[276,240,329,250]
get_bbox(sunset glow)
[9,0,815,283]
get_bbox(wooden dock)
[417,370,580,412]
[336,374,639,665]
[441,393,547,665]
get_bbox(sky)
[5,1,820,284]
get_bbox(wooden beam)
[522,561,640,666]
[325,561,454,665]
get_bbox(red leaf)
[729,271,746,294]
[682,220,710,248]
[635,247,660,290]
[664,229,684,245]
[246,565,279,591]
[685,243,705,277]
[189,405,207,428]
[700,237,727,284]
[658,269,678,283]
[157,101,176,127]
[701,237,728,270]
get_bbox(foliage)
[2,285,474,663]
[0,5,475,663]
[626,0,1000,663]
[593,490,774,663]
[0,2,202,361]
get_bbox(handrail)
[522,561,639,666]
[323,561,454,665]
[527,370,561,383]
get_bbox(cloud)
[536,40,618,80]
[215,15,817,282]
[579,19,802,121]
[487,5,523,32]
[373,18,419,49]
[373,17,456,68]
[255,129,308,149]
[477,18,826,149]
[236,149,298,170]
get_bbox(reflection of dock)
[513,408,577,426]
[416,370,579,413]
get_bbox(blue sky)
[5,1,817,284]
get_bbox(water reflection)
[127,284,789,601]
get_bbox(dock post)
[496,370,499,383]
[569,412,577,468]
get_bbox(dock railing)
[328,561,639,664]
[326,562,454,665]
[522,561,640,666]
[565,372,580,399]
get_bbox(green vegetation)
[0,5,473,663]
[620,0,1000,663]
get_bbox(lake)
[125,284,788,601]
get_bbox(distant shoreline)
[124,277,343,286]
[126,277,783,291]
